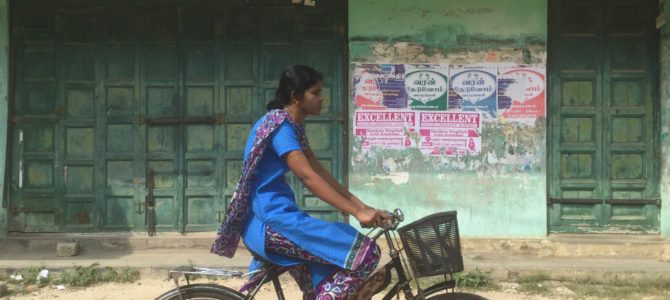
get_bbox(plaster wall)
[348,0,548,237]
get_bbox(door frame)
[546,0,662,233]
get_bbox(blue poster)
[448,66,498,118]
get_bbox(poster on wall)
[497,65,546,124]
[353,110,416,149]
[448,65,498,119]
[418,112,482,156]
[406,64,449,111]
[350,62,546,156]
[353,64,407,110]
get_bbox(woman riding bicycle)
[211,65,389,299]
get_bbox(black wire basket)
[397,210,464,278]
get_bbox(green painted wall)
[348,0,548,237]
[350,1,545,36]
[660,0,670,238]
[0,0,9,238]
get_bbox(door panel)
[10,0,346,233]
[548,0,659,232]
[180,7,222,232]
[10,7,61,232]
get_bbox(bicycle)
[156,209,488,300]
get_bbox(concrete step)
[0,232,215,255]
[2,232,669,261]
[461,234,670,261]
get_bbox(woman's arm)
[285,150,382,227]
[303,149,367,213]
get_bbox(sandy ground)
[3,274,566,300]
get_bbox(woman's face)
[298,81,324,116]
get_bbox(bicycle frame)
[163,209,459,300]
[244,266,286,300]
[358,226,457,300]
[375,229,416,300]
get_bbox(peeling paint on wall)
[350,40,546,65]
[351,119,545,175]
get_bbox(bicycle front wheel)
[156,284,245,300]
[424,292,489,300]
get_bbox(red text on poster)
[498,66,546,124]
[418,112,482,156]
[354,110,416,149]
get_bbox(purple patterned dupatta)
[211,109,308,258]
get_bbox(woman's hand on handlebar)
[354,206,389,228]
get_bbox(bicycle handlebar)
[368,208,404,240]
[383,208,404,229]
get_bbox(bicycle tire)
[155,283,246,300]
[424,292,489,300]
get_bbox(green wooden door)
[9,0,346,233]
[548,0,660,233]
[9,7,102,232]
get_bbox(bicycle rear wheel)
[156,284,245,300]
[424,292,489,300]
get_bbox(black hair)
[266,65,323,111]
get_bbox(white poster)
[497,65,546,124]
